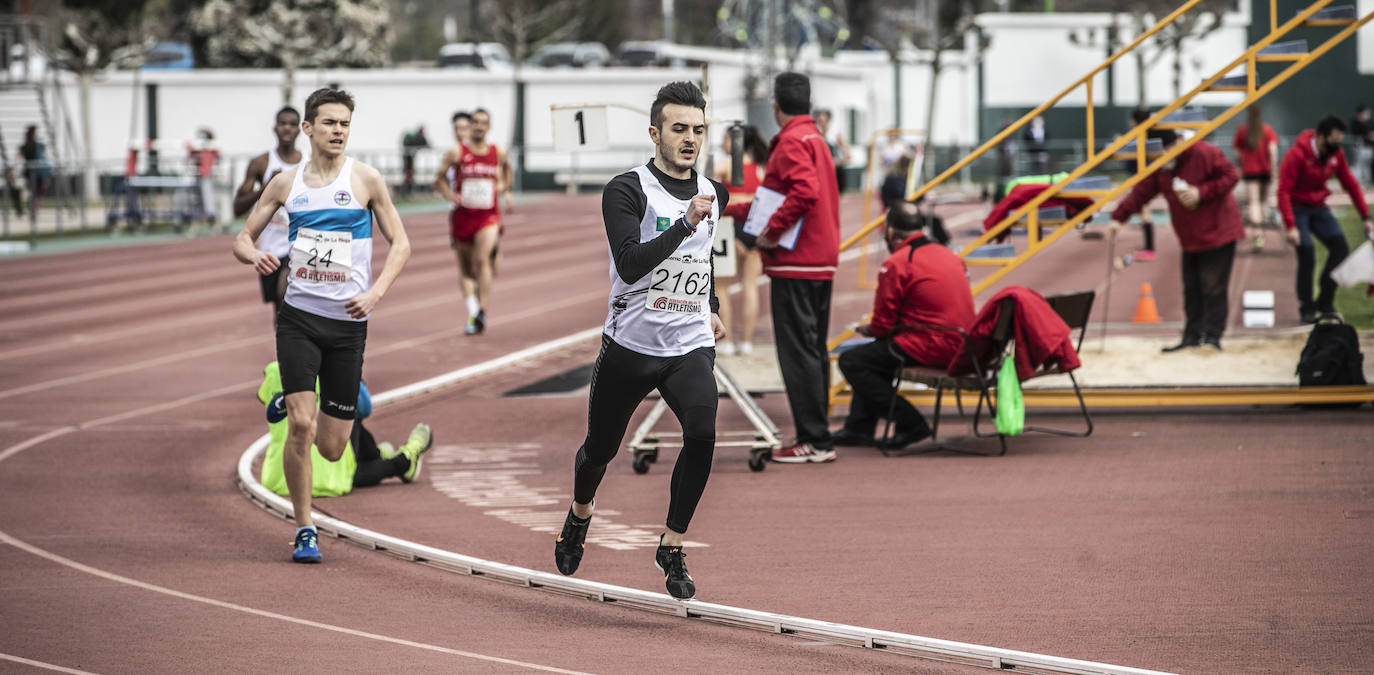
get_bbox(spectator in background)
[19,125,51,211]
[401,124,430,195]
[832,202,974,450]
[754,72,842,464]
[1277,115,1374,323]
[1111,130,1245,352]
[714,124,769,357]
[814,109,851,191]
[992,119,1016,203]
[188,127,220,228]
[880,152,912,212]
[1124,107,1162,261]
[1349,105,1374,185]
[1232,104,1279,252]
[1022,115,1049,174]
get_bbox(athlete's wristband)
[678,216,695,233]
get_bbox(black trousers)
[837,339,931,436]
[573,335,717,534]
[1292,205,1349,314]
[351,421,410,488]
[1180,241,1236,342]
[770,277,834,449]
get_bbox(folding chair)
[876,290,1095,457]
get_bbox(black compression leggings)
[573,335,717,534]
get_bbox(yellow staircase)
[827,0,1374,410]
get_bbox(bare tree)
[1104,0,1228,103]
[851,0,986,181]
[483,0,585,66]
[47,1,159,200]
[191,0,393,105]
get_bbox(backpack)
[1296,319,1365,403]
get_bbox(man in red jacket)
[833,202,974,450]
[754,72,842,463]
[1111,130,1245,351]
[1276,115,1374,323]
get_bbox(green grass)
[1323,207,1374,327]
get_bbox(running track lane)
[0,194,971,673]
[2,193,1371,672]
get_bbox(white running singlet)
[257,146,307,259]
[603,165,719,357]
[283,158,373,322]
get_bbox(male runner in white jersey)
[232,88,412,564]
[553,82,728,600]
[233,106,307,322]
[434,108,513,335]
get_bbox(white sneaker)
[738,342,753,356]
[718,341,737,356]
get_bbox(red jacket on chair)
[949,286,1080,380]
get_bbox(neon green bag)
[994,356,1024,436]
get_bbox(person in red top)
[832,202,975,450]
[1232,105,1279,251]
[1111,130,1245,351]
[753,72,843,464]
[435,108,513,335]
[1276,115,1374,323]
[713,124,768,356]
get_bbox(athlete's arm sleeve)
[603,175,692,284]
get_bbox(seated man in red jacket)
[1111,130,1245,351]
[1276,115,1374,323]
[832,202,976,450]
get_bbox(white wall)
[62,68,517,169]
[54,9,1264,179]
[977,11,1250,109]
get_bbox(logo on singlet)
[334,191,352,206]
[292,194,309,207]
[656,217,672,231]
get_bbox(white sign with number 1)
[552,105,609,153]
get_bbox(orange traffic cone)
[1132,283,1162,323]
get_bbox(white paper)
[712,216,737,278]
[1330,240,1374,288]
[551,106,609,153]
[741,185,803,250]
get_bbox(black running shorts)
[258,254,290,304]
[276,303,367,420]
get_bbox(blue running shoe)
[292,527,322,564]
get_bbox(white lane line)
[0,380,259,464]
[0,335,270,402]
[0,652,99,674]
[236,315,1174,675]
[0,530,590,675]
[0,427,79,465]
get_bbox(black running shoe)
[474,309,487,334]
[654,535,695,600]
[554,507,591,575]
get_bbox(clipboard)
[740,185,803,250]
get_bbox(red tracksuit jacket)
[758,115,841,280]
[867,233,976,367]
[1276,129,1369,230]
[1111,140,1244,253]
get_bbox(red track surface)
[0,192,1370,674]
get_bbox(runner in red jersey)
[435,108,512,335]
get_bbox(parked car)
[614,41,684,67]
[530,42,610,68]
[437,42,514,70]
[141,42,194,70]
